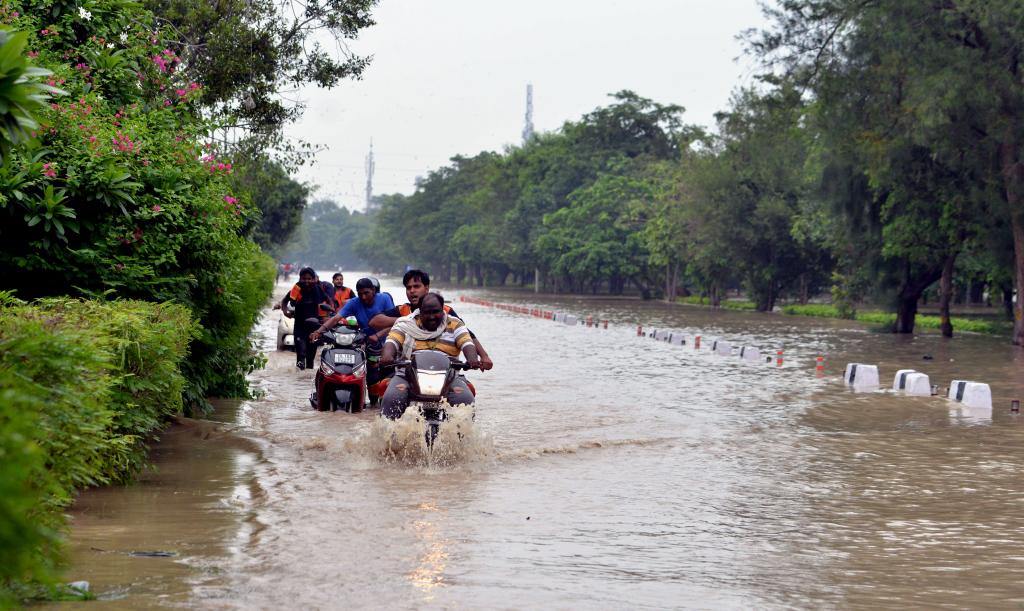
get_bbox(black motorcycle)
[392,350,476,446]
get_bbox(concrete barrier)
[564,315,578,326]
[669,333,685,346]
[844,363,879,390]
[739,346,761,362]
[712,339,732,356]
[892,369,931,396]
[948,380,992,409]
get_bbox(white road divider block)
[947,380,992,409]
[844,363,879,390]
[903,373,931,396]
[892,369,917,391]
[655,329,670,341]
[739,346,761,362]
[564,315,578,326]
[712,339,732,356]
[669,333,685,346]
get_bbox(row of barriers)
[458,295,1014,414]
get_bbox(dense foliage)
[0,297,195,604]
[357,3,1024,341]
[0,0,275,409]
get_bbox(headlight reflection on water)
[407,502,449,600]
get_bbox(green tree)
[753,0,1024,340]
[145,0,377,159]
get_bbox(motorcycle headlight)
[416,370,447,397]
[335,333,354,346]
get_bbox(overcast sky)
[284,0,770,210]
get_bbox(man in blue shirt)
[311,277,394,347]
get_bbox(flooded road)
[59,277,1024,609]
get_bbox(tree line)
[357,1,1024,344]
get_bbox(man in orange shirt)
[331,272,354,311]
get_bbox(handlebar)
[390,359,475,370]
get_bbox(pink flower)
[163,99,171,106]
[176,88,187,96]
[151,205,162,213]
[115,263,124,271]
[223,195,238,205]
[42,163,57,178]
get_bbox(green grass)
[686,299,1008,335]
[679,295,757,311]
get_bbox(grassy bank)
[0,297,197,605]
[677,296,1010,336]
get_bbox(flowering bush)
[0,0,273,408]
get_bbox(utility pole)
[364,140,375,213]
[522,83,534,144]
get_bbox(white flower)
[119,31,128,43]
[78,6,92,20]
[106,42,114,49]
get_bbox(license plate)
[333,352,356,365]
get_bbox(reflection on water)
[408,503,448,600]
[56,278,1024,609]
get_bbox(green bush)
[0,298,196,602]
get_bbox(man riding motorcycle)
[378,292,480,420]
[369,269,494,370]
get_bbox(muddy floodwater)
[55,277,1024,609]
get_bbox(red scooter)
[309,322,392,412]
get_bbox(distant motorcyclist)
[274,267,335,370]
[378,292,480,419]
[369,269,494,370]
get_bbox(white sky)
[284,0,770,210]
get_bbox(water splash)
[349,403,495,468]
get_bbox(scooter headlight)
[334,333,354,346]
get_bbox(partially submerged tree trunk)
[893,261,944,333]
[664,263,679,303]
[710,281,722,307]
[938,252,957,338]
[1001,132,1024,345]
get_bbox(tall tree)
[752,0,1014,336]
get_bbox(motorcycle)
[309,320,391,412]
[392,350,477,446]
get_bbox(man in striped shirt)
[378,292,480,420]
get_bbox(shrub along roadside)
[0,297,197,604]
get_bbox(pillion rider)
[368,269,494,371]
[377,292,480,420]
[273,267,335,370]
